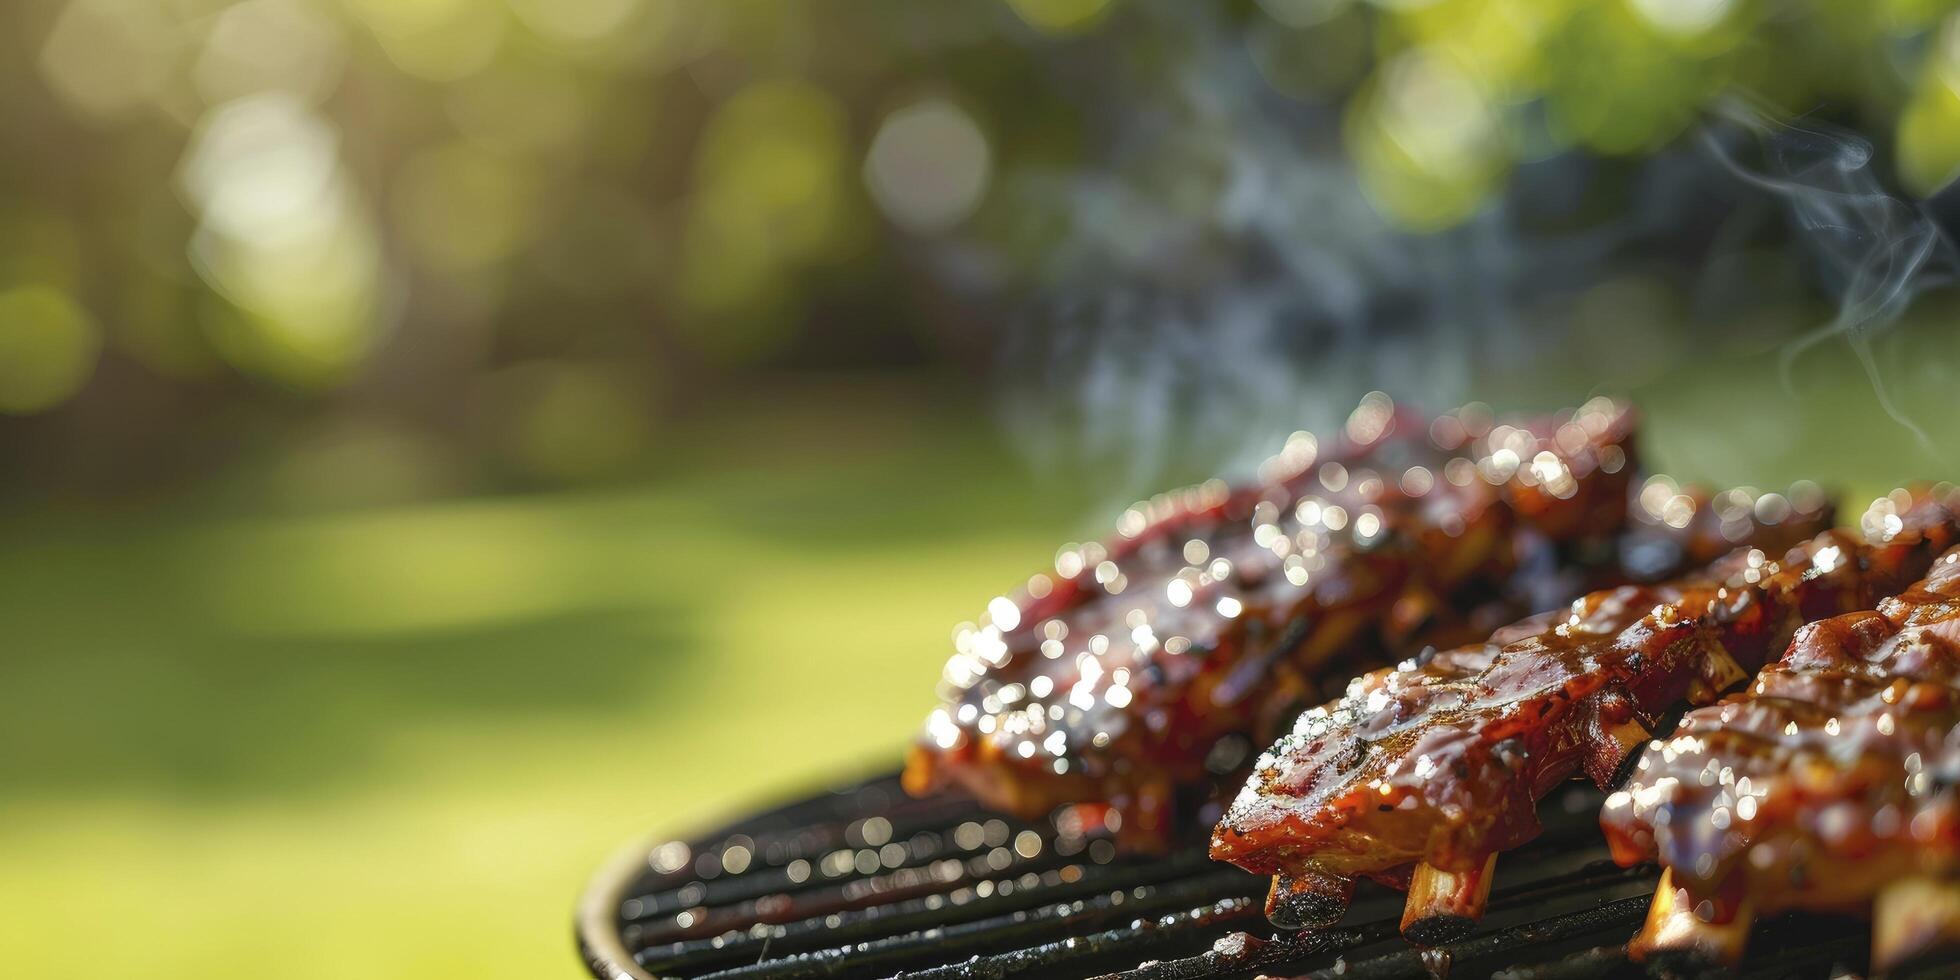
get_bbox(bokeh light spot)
[1005,0,1116,35]
[344,0,506,82]
[1628,0,1734,36]
[0,285,101,414]
[865,97,993,235]
[678,79,855,361]
[507,0,641,45]
[179,94,343,248]
[180,95,382,387]
[1899,16,1960,195]
[38,0,176,119]
[193,0,346,107]
[192,212,384,389]
[1377,50,1499,178]
[1347,46,1505,229]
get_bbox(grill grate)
[578,771,1876,979]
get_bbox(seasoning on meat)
[907,396,1639,848]
[1602,490,1960,970]
[1211,488,1960,943]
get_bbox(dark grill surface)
[577,771,1876,980]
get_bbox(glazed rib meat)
[906,396,1641,847]
[1513,475,1835,615]
[904,394,1836,851]
[1602,490,1960,970]
[1210,488,1960,942]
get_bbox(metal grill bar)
[694,871,1258,980]
[637,854,1226,975]
[903,896,1265,980]
[1107,858,1653,980]
[1280,896,1654,980]
[577,771,1884,980]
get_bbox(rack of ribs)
[1602,491,1960,972]
[904,396,1636,847]
[903,394,1831,850]
[1209,487,1960,943]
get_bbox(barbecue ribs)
[1210,488,1959,942]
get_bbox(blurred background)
[3,1,1959,977]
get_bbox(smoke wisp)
[970,3,1956,505]
[1704,101,1959,458]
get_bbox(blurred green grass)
[0,376,1090,980]
[0,340,1955,978]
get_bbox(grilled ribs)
[905,397,1639,846]
[904,395,1831,849]
[1602,490,1960,970]
[1210,488,1960,942]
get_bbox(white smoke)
[968,4,1955,502]
[1704,101,1959,458]
[982,3,1727,501]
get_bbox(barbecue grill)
[577,768,1929,979]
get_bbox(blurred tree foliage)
[2,0,1957,490]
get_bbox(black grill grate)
[577,771,1873,979]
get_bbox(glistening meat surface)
[1211,488,1960,940]
[1603,491,1960,968]
[907,397,1639,846]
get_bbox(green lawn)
[0,379,1091,980]
[0,342,1953,978]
